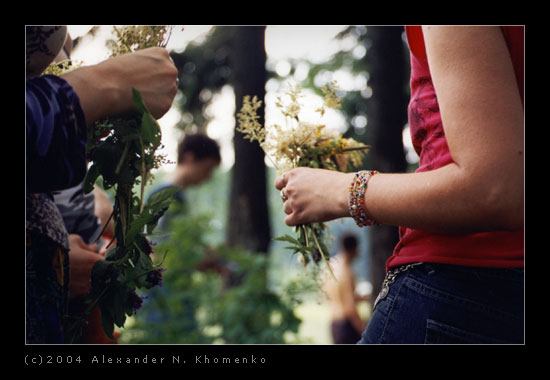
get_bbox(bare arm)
[61,47,178,125]
[277,26,524,234]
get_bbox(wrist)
[348,170,379,227]
[336,172,357,219]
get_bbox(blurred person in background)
[141,133,222,334]
[149,133,221,223]
[323,234,367,344]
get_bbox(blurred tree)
[170,26,271,254]
[226,26,271,254]
[170,27,231,133]
[363,26,408,303]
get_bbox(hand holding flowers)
[275,167,355,226]
[237,81,369,279]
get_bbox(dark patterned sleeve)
[26,75,88,193]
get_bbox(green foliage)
[65,90,176,343]
[122,212,301,344]
[170,26,232,133]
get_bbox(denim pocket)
[424,319,508,344]
[404,276,521,323]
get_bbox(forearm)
[278,26,524,235]
[61,47,178,124]
[61,64,122,125]
[362,162,523,234]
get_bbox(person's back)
[323,235,365,344]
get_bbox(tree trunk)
[365,26,408,307]
[226,26,271,254]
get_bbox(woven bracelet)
[348,170,379,227]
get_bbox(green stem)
[311,227,338,283]
[138,136,147,214]
[302,225,309,248]
[94,208,114,244]
[340,145,370,153]
[115,142,130,175]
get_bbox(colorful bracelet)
[348,170,379,227]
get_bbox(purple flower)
[129,290,144,313]
[145,239,158,254]
[146,268,166,287]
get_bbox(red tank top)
[386,26,524,270]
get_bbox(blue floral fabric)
[26,74,87,343]
[26,74,87,193]
[26,230,69,344]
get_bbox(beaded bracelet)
[348,170,379,227]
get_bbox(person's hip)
[359,262,524,344]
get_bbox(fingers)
[69,234,85,248]
[69,234,98,252]
[99,238,115,257]
[99,247,108,258]
[274,172,288,190]
[284,212,301,227]
[282,190,303,226]
[123,47,179,119]
[276,169,301,226]
[89,251,104,264]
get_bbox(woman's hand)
[67,234,104,298]
[62,47,178,124]
[275,167,355,226]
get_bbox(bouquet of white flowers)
[237,81,369,280]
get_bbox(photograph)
[25,24,525,368]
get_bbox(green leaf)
[132,87,161,149]
[90,260,117,291]
[132,88,148,114]
[103,245,118,261]
[274,235,301,245]
[128,244,154,288]
[145,186,179,215]
[126,211,156,243]
[141,112,162,149]
[111,285,130,327]
[126,188,177,241]
[99,306,115,340]
[282,246,301,254]
[83,164,100,193]
[91,137,123,186]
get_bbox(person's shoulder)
[148,183,185,204]
[150,182,172,195]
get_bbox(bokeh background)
[67,25,419,344]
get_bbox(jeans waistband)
[407,262,524,281]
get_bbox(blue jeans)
[358,263,524,344]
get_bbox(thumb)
[69,234,87,249]
[69,234,98,252]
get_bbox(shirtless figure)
[323,234,367,344]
